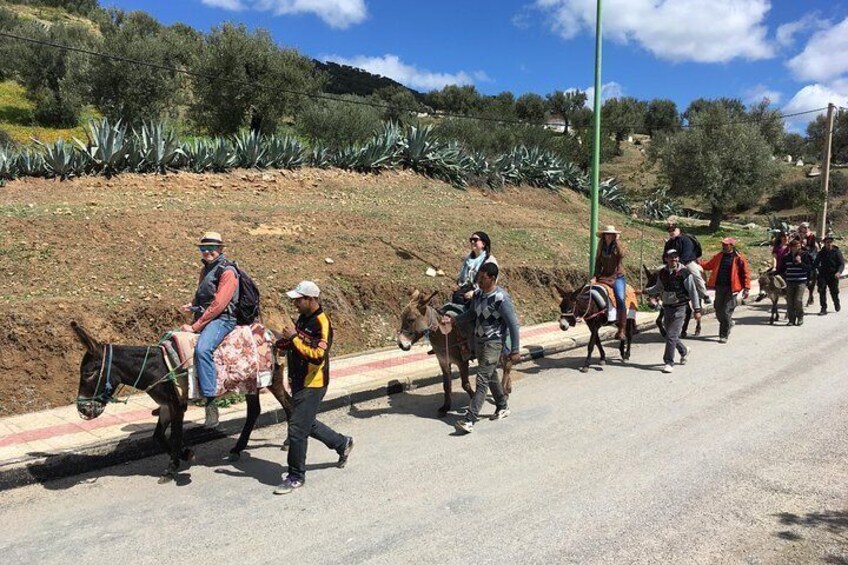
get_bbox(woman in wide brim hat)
[593,225,628,339]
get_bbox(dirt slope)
[0,169,667,415]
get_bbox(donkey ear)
[70,321,100,355]
[554,283,568,297]
[421,290,439,304]
[409,289,420,301]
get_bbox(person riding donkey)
[179,231,239,428]
[641,248,702,374]
[814,233,845,315]
[700,237,751,343]
[591,225,628,340]
[664,221,711,305]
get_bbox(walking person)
[700,238,751,343]
[592,225,627,340]
[814,234,845,315]
[446,263,521,434]
[273,281,353,495]
[663,221,710,305]
[643,249,702,373]
[180,231,239,428]
[780,239,813,326]
[797,222,820,306]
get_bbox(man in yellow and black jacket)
[273,280,354,495]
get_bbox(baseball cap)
[721,237,736,245]
[286,280,320,298]
[664,248,680,258]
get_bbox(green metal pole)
[589,0,603,277]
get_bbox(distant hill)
[314,60,425,100]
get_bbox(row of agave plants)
[0,118,635,213]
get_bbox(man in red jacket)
[700,237,751,343]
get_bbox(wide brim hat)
[198,231,224,247]
[597,225,621,236]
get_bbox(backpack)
[218,260,261,325]
[687,234,703,259]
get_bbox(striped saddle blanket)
[161,324,275,400]
[584,283,638,322]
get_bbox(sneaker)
[820,309,828,316]
[797,319,804,326]
[680,349,690,365]
[490,408,511,421]
[337,436,354,468]
[754,293,766,303]
[662,364,674,374]
[786,320,795,326]
[454,419,474,434]
[273,476,304,495]
[719,336,728,344]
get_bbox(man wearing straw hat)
[592,225,628,340]
[180,231,239,428]
[700,237,751,343]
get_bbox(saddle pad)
[167,324,275,399]
[587,283,638,320]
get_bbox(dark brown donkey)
[556,283,635,373]
[396,290,513,416]
[71,321,290,482]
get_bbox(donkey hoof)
[437,405,450,417]
[158,470,176,484]
[579,366,589,373]
[599,360,606,366]
[226,451,241,462]
[181,448,195,462]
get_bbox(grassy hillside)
[0,80,90,144]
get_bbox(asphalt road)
[2,301,848,564]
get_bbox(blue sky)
[106,1,848,131]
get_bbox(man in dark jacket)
[664,222,710,305]
[273,281,353,495]
[814,234,845,315]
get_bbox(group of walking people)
[179,219,842,494]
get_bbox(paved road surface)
[2,303,848,564]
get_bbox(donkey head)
[554,283,578,331]
[396,289,438,351]
[70,321,109,420]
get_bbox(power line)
[0,29,833,133]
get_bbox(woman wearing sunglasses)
[452,231,498,305]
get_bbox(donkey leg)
[459,361,474,398]
[581,329,597,372]
[597,330,607,365]
[156,404,179,483]
[229,393,261,461]
[437,357,453,416]
[501,357,513,396]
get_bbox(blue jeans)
[613,275,626,320]
[195,317,236,397]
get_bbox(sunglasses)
[199,245,219,253]
[469,237,481,243]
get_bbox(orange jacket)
[700,251,751,293]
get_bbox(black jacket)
[663,234,698,263]
[815,246,845,278]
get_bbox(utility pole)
[589,0,603,277]
[818,103,836,236]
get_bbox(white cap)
[286,280,320,298]
[800,221,810,228]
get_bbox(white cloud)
[775,13,828,48]
[584,81,624,104]
[534,0,774,63]
[201,0,367,29]
[781,83,848,132]
[743,84,782,105]
[786,17,848,82]
[324,54,490,91]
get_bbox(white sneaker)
[490,408,511,421]
[680,348,690,365]
[662,364,674,374]
[454,419,474,434]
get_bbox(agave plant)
[14,148,45,177]
[233,131,266,169]
[265,135,306,169]
[36,138,80,180]
[0,146,16,184]
[132,121,184,174]
[598,178,632,214]
[75,118,131,178]
[308,144,331,169]
[352,122,401,173]
[643,189,682,220]
[209,138,236,172]
[399,125,468,188]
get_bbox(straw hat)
[198,231,224,247]
[597,225,621,236]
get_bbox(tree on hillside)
[295,94,382,149]
[371,85,420,123]
[424,85,485,115]
[780,133,808,160]
[190,23,322,135]
[515,92,548,124]
[5,0,100,16]
[644,99,680,137]
[84,10,201,124]
[546,89,587,132]
[656,105,781,231]
[1,15,97,126]
[485,91,517,121]
[601,96,647,141]
[747,99,785,153]
[807,109,848,164]
[683,97,746,124]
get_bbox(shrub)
[295,95,382,150]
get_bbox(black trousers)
[818,275,840,310]
[287,386,346,481]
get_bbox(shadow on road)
[773,510,848,564]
